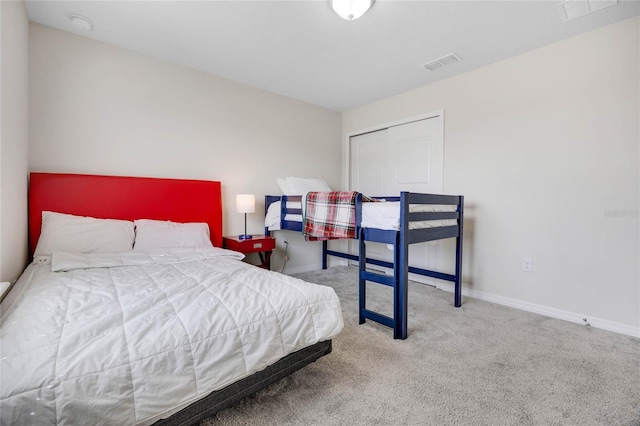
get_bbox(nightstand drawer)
[223,235,276,270]
[223,235,275,253]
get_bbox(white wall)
[343,18,640,336]
[1,0,30,283]
[29,23,341,273]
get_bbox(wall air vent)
[421,53,462,72]
[557,0,618,22]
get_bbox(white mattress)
[265,200,457,231]
[0,248,343,425]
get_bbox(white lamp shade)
[236,194,256,214]
[331,0,373,20]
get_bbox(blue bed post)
[322,240,328,269]
[454,195,464,308]
[358,227,367,325]
[394,192,410,340]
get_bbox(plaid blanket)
[303,191,376,241]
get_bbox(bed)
[1,173,343,425]
[265,189,463,340]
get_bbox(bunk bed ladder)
[358,227,409,340]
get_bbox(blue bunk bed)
[265,192,464,340]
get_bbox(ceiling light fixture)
[330,0,374,20]
[69,14,93,31]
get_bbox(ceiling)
[25,0,640,112]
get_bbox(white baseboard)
[282,263,324,275]
[0,281,12,303]
[435,281,640,339]
[283,263,640,339]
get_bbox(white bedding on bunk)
[361,202,458,230]
[0,247,343,425]
[265,200,457,231]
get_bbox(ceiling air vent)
[556,0,618,22]
[421,53,462,72]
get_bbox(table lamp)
[236,194,255,240]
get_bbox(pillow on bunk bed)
[277,177,332,195]
[133,219,213,251]
[34,211,135,256]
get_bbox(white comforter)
[0,248,343,425]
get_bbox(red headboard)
[29,173,223,256]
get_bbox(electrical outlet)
[522,257,533,272]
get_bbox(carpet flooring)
[203,266,640,425]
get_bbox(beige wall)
[29,23,342,273]
[1,1,30,283]
[343,17,640,335]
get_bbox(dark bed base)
[155,340,333,426]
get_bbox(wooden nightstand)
[223,235,276,270]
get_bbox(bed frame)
[28,172,333,424]
[266,191,464,340]
[154,340,332,425]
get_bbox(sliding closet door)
[350,128,388,263]
[349,114,444,281]
[384,117,443,195]
[387,117,444,280]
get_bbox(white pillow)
[277,177,332,195]
[133,219,213,251]
[34,211,135,257]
